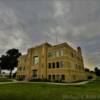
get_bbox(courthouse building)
[16,42,87,82]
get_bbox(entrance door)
[32,70,37,79]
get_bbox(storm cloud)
[0,0,100,69]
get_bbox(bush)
[29,79,42,82]
[88,75,93,80]
[29,78,51,82]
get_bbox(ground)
[0,78,100,100]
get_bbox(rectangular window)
[23,67,25,70]
[52,75,55,80]
[60,50,64,56]
[48,75,51,80]
[18,67,22,71]
[71,53,74,57]
[34,56,39,64]
[32,70,37,78]
[48,52,52,57]
[56,75,60,80]
[48,63,51,68]
[56,62,59,68]
[56,51,59,57]
[60,61,64,67]
[61,75,65,80]
[73,75,76,80]
[67,61,71,67]
[78,65,81,69]
[52,62,55,68]
[52,51,56,57]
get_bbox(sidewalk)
[0,80,93,85]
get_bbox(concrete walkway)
[0,80,93,85]
[27,80,93,85]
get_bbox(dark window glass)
[71,53,74,57]
[61,75,65,80]
[23,67,25,70]
[56,62,59,68]
[56,75,60,80]
[52,62,55,68]
[52,75,55,80]
[73,75,76,80]
[48,75,51,80]
[48,63,51,68]
[32,70,37,78]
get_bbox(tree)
[0,49,21,78]
[85,68,90,72]
[95,67,100,76]
[0,55,8,70]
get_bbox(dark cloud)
[0,0,100,69]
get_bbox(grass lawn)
[0,79,100,100]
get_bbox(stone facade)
[16,42,87,82]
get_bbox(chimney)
[77,46,82,54]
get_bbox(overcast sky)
[0,0,100,70]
